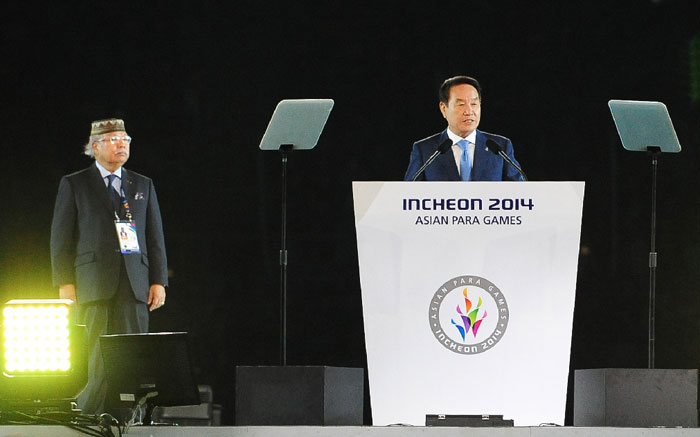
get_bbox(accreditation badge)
[114,220,141,254]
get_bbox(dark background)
[2,0,700,426]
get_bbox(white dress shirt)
[446,128,477,177]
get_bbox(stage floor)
[1,426,700,437]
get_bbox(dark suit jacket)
[404,129,523,181]
[50,164,168,305]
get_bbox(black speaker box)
[574,368,698,427]
[235,366,363,425]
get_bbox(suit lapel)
[435,130,460,181]
[121,169,138,216]
[87,165,116,216]
[472,130,489,181]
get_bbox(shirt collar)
[95,161,122,179]
[446,128,478,145]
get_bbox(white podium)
[352,181,585,426]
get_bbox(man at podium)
[404,75,524,181]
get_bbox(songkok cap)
[90,118,125,136]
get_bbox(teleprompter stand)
[573,101,691,429]
[258,99,334,366]
[241,101,363,426]
[609,99,681,369]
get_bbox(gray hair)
[83,135,100,157]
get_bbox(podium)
[352,181,585,426]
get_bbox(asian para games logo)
[428,275,509,355]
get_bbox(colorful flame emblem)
[451,287,488,341]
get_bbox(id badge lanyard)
[114,189,140,254]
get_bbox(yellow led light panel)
[2,301,72,375]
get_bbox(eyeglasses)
[97,136,132,145]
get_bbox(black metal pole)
[280,144,292,366]
[648,147,660,369]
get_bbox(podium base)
[235,366,363,425]
[574,368,698,427]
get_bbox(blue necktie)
[457,139,472,181]
[106,174,122,217]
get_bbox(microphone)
[485,139,528,181]
[411,139,453,181]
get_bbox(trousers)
[76,258,149,415]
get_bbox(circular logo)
[428,275,509,355]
